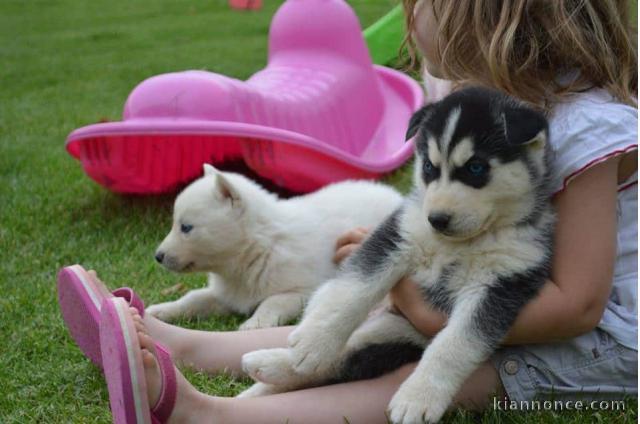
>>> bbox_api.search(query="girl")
[62,0,637,422]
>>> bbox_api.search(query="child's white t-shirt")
[423,73,638,350]
[549,88,637,350]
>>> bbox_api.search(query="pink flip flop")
[57,265,146,367]
[100,297,177,424]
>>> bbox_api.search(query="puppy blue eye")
[181,224,193,234]
[424,160,435,174]
[467,161,488,176]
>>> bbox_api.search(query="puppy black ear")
[406,104,434,141]
[501,107,548,148]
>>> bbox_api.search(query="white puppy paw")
[238,315,280,331]
[146,302,182,322]
[387,377,450,424]
[287,325,342,376]
[241,348,303,386]
[236,382,287,398]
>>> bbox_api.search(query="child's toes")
[129,307,143,321]
[138,331,156,352]
[132,312,144,325]
[134,320,146,333]
[141,348,156,368]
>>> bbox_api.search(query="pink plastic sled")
[66,0,424,193]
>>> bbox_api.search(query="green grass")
[0,1,636,423]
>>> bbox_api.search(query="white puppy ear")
[203,163,219,176]
[215,173,241,206]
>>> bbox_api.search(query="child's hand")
[390,278,448,337]
[333,227,369,264]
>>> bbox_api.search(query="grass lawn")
[0,0,636,422]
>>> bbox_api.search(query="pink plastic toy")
[66,0,424,194]
[229,0,262,10]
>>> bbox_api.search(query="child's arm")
[388,158,620,344]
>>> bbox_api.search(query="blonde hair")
[402,0,637,111]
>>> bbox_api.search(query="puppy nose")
[155,252,165,264]
[428,213,451,231]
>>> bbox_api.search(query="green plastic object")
[363,5,405,65]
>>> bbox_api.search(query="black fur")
[473,261,551,348]
[407,87,549,190]
[501,107,548,146]
[421,157,441,184]
[331,342,424,383]
[450,159,491,188]
[519,148,555,227]
[420,263,458,315]
[406,104,435,141]
[347,208,404,274]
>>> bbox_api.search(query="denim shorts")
[491,328,638,402]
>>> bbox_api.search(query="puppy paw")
[238,315,280,331]
[236,382,287,398]
[241,348,303,386]
[387,377,450,424]
[287,325,341,376]
[146,302,182,322]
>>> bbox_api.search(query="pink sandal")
[100,297,177,424]
[57,265,146,367]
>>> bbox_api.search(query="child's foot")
[129,307,216,423]
[87,270,187,361]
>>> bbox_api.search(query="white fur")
[448,138,474,167]
[147,164,403,329]
[236,382,288,398]
[387,293,490,423]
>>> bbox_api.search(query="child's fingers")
[335,227,370,249]
[333,244,359,264]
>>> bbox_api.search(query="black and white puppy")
[241,87,555,423]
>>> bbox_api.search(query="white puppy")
[148,164,402,330]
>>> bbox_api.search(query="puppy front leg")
[388,297,494,424]
[288,210,410,376]
[146,287,230,322]
[242,309,426,391]
[239,293,306,330]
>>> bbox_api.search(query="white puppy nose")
[155,252,165,264]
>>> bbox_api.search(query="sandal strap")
[150,343,177,423]
[112,287,146,317]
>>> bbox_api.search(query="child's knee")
[453,362,503,411]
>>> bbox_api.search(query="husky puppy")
[149,164,402,330]
[240,87,555,422]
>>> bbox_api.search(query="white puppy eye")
[181,224,193,234]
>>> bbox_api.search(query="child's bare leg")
[223,363,501,424]
[132,307,503,424]
[142,314,293,376]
